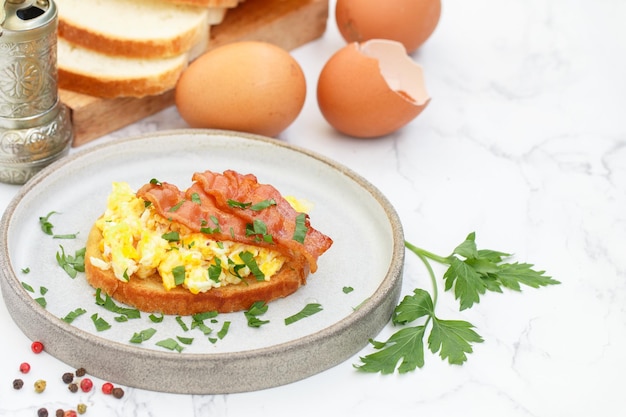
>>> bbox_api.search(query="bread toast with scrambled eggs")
[84,170,332,315]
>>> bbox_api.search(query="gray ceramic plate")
[0,129,404,394]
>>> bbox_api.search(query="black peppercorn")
[112,387,125,398]
[75,367,87,377]
[55,410,64,417]
[12,378,24,389]
[37,408,49,417]
[62,372,74,384]
[68,382,78,393]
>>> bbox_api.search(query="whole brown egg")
[175,41,306,137]
[335,0,442,53]
[317,40,430,138]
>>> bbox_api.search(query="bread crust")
[58,62,185,99]
[165,0,240,7]
[58,19,203,60]
[84,225,309,315]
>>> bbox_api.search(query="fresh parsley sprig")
[355,232,560,374]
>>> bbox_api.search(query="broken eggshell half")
[316,39,430,138]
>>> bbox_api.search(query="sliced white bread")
[56,0,226,59]
[165,0,242,6]
[57,38,188,99]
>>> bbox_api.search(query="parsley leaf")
[356,326,427,374]
[39,211,57,235]
[95,289,141,319]
[292,213,307,243]
[428,318,483,365]
[56,246,85,278]
[355,232,560,374]
[130,328,157,344]
[62,308,87,324]
[90,313,111,332]
[156,338,184,352]
[245,301,269,327]
[284,303,323,325]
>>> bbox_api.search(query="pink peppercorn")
[31,341,44,354]
[63,411,77,417]
[101,382,114,394]
[19,362,31,373]
[79,378,93,392]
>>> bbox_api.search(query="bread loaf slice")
[165,0,241,7]
[56,0,226,59]
[57,38,188,98]
[84,225,309,315]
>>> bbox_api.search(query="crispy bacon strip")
[136,170,333,273]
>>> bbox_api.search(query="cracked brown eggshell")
[316,40,430,138]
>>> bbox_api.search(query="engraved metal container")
[0,0,72,185]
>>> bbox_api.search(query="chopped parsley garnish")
[56,246,85,278]
[168,199,185,212]
[161,231,180,242]
[39,211,57,235]
[284,303,323,325]
[130,328,157,344]
[39,211,79,238]
[217,321,231,340]
[21,267,30,274]
[156,338,184,352]
[53,232,79,239]
[177,336,194,345]
[343,286,354,294]
[95,289,141,319]
[292,213,307,243]
[175,316,189,332]
[62,308,87,324]
[227,199,251,209]
[34,297,47,308]
[245,301,269,328]
[90,313,111,332]
[238,251,265,281]
[191,192,202,205]
[250,199,277,211]
[245,219,273,243]
[200,216,221,234]
[190,311,218,335]
[208,259,222,283]
[149,313,164,323]
[21,282,34,292]
[149,178,162,185]
[172,265,186,286]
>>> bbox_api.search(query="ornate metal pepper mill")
[0,0,73,185]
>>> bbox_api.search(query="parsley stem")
[404,241,450,265]
[405,241,439,306]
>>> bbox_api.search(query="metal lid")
[1,0,56,36]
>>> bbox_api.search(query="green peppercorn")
[37,408,49,417]
[34,379,47,393]
[12,378,24,390]
[68,382,78,393]
[112,387,125,398]
[75,367,87,377]
[77,403,87,414]
[62,372,74,384]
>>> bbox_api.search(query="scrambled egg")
[90,182,291,294]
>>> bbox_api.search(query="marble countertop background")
[1,0,625,415]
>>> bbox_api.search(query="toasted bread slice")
[85,225,309,315]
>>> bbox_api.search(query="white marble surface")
[1,0,625,415]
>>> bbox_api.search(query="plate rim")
[0,129,404,394]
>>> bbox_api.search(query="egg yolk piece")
[92,182,290,294]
